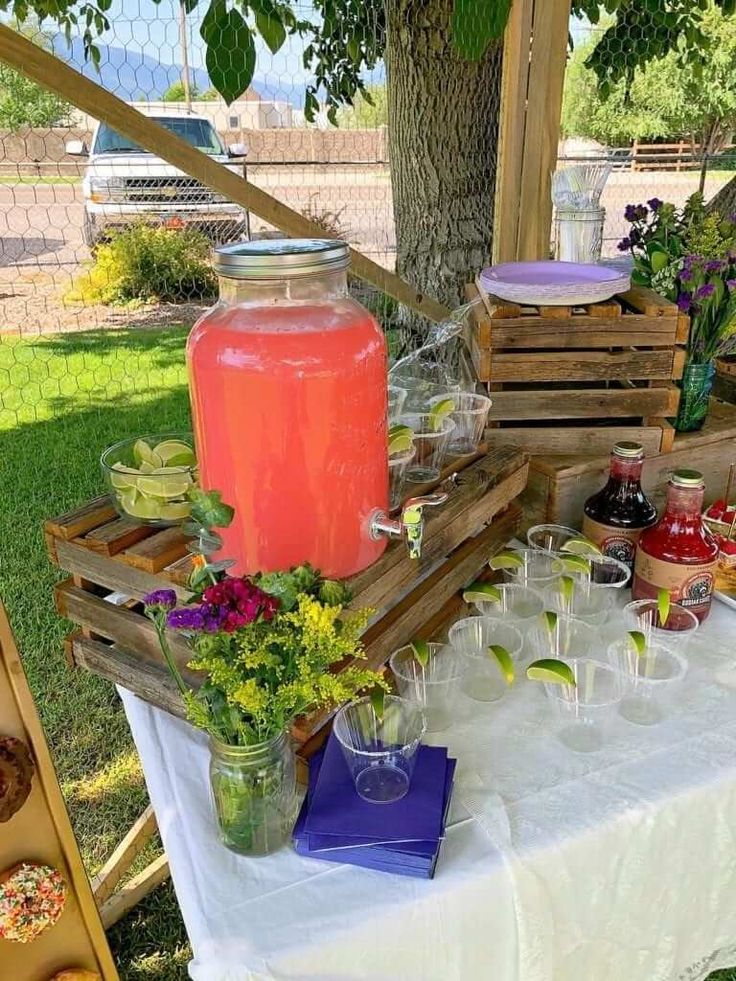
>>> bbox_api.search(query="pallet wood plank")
[45,495,118,541]
[99,854,170,930]
[92,806,159,905]
[473,277,522,319]
[119,527,190,573]
[84,517,155,556]
[538,305,571,319]
[491,426,663,455]
[585,299,621,317]
[484,323,679,350]
[485,385,680,420]
[492,349,676,383]
[619,286,678,317]
[54,538,192,601]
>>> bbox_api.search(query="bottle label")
[632,551,717,618]
[582,515,644,569]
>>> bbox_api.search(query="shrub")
[67,224,217,305]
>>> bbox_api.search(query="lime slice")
[157,501,192,521]
[542,610,558,634]
[410,639,430,668]
[489,550,524,571]
[487,644,514,684]
[389,424,413,440]
[138,461,156,474]
[657,588,671,628]
[558,575,576,605]
[628,630,648,657]
[133,439,163,469]
[554,554,592,576]
[429,398,455,432]
[462,581,502,605]
[137,473,193,499]
[153,440,196,467]
[526,659,576,687]
[120,492,162,520]
[560,537,602,556]
[110,461,139,490]
[388,431,414,456]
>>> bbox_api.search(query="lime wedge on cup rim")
[558,575,576,605]
[542,610,558,634]
[560,538,602,556]
[429,397,455,432]
[657,588,671,628]
[462,581,502,605]
[526,659,576,687]
[410,639,430,668]
[553,554,592,576]
[487,644,514,684]
[628,630,648,657]
[489,550,524,571]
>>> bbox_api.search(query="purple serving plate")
[479,260,630,306]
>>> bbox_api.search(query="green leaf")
[253,1,286,55]
[451,0,512,60]
[650,250,669,274]
[204,6,256,104]
[187,489,235,530]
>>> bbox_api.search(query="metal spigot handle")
[401,491,449,559]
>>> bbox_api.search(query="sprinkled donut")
[0,862,66,943]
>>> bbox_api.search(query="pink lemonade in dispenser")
[187,240,388,578]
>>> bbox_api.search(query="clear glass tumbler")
[606,638,688,726]
[401,413,456,482]
[544,577,614,627]
[527,523,587,552]
[502,549,561,589]
[389,643,465,732]
[332,695,425,803]
[388,446,416,511]
[543,657,622,752]
[447,616,524,702]
[470,583,545,624]
[622,598,700,652]
[529,611,597,661]
[433,392,492,455]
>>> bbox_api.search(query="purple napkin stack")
[293,731,456,878]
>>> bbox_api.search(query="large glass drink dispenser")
[187,239,389,578]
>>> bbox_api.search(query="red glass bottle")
[582,441,657,570]
[632,469,719,622]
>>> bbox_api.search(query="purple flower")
[167,606,207,631]
[617,237,631,252]
[695,283,716,300]
[705,259,725,274]
[647,197,663,212]
[727,279,736,292]
[143,589,177,610]
[676,294,692,312]
[624,204,638,222]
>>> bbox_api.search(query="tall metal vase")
[674,361,716,433]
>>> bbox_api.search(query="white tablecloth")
[120,598,736,981]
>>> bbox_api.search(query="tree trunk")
[385,0,502,348]
[706,174,736,218]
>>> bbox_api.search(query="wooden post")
[494,0,572,262]
[0,23,451,324]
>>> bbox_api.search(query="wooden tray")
[464,280,686,455]
[45,445,529,778]
[0,604,118,980]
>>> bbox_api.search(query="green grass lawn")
[1,324,735,981]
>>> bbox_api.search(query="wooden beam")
[98,854,170,929]
[92,805,159,905]
[0,23,451,324]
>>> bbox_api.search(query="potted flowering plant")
[619,195,736,431]
[144,494,384,855]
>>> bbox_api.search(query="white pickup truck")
[67,112,248,248]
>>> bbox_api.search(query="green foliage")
[0,61,70,128]
[162,80,219,102]
[66,224,217,306]
[563,5,736,148]
[336,84,387,128]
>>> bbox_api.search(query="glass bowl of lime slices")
[101,432,197,526]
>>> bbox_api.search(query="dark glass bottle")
[633,469,719,623]
[582,441,657,570]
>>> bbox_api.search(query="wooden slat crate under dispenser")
[464,279,688,455]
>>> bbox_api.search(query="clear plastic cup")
[388,446,416,511]
[543,657,622,752]
[501,549,561,589]
[606,638,687,726]
[391,374,461,412]
[469,583,545,624]
[586,555,631,588]
[527,523,586,552]
[544,577,613,627]
[332,695,425,804]
[447,616,524,702]
[432,392,492,455]
[389,643,465,732]
[401,413,456,482]
[529,611,597,661]
[388,385,407,425]
[622,599,700,652]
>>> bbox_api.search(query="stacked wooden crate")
[464,279,687,454]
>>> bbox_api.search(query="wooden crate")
[45,445,529,779]
[464,280,687,454]
[519,399,736,533]
[715,357,736,405]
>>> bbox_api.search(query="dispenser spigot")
[369,492,448,559]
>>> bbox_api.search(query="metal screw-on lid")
[612,441,644,458]
[669,468,705,488]
[213,239,350,279]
